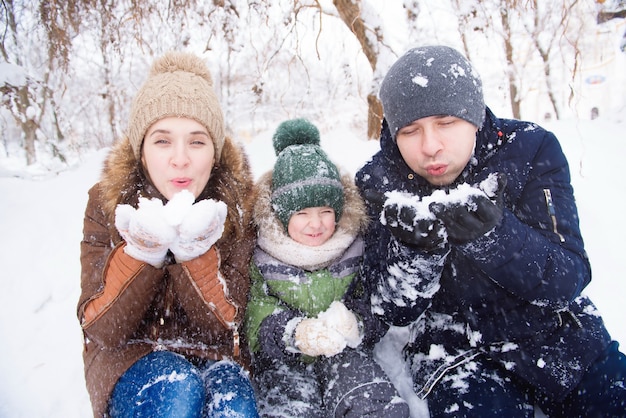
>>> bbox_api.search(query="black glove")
[429,173,507,244]
[383,200,446,250]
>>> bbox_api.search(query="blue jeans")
[108,351,259,418]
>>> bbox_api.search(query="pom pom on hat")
[379,45,485,139]
[127,51,225,160]
[270,119,344,229]
[150,52,214,83]
[272,118,320,155]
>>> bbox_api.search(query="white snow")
[0,117,625,417]
[0,62,28,87]
[317,301,363,349]
[412,75,429,87]
[163,190,197,226]
[294,316,347,358]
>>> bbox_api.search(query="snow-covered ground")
[0,117,624,417]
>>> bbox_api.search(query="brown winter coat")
[77,135,256,417]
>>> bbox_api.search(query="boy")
[245,118,409,418]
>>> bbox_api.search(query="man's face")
[396,115,477,186]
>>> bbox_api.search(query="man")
[356,45,626,417]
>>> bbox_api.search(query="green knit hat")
[271,118,344,229]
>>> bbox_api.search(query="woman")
[77,51,258,417]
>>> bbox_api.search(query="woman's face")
[141,117,215,200]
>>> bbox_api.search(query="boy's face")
[287,206,336,247]
[396,115,477,186]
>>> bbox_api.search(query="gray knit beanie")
[270,118,344,229]
[127,51,225,161]
[379,45,485,138]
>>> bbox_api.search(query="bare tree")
[461,0,590,120]
[1,0,226,164]
[1,0,94,164]
[465,0,537,119]
[521,0,582,120]
[1,0,613,169]
[1,1,45,164]
[332,0,384,139]
[499,1,522,119]
[452,0,484,59]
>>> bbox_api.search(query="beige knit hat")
[127,51,225,161]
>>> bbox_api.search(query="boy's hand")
[318,301,362,348]
[294,318,346,357]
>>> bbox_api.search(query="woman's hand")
[115,197,177,268]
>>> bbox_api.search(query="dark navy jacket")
[356,108,611,400]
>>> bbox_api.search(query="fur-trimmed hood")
[97,135,254,245]
[252,170,368,271]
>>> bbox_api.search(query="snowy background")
[0,115,625,417]
[2,0,626,416]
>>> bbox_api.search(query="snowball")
[295,318,346,357]
[162,190,195,226]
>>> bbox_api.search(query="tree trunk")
[367,93,383,138]
[23,119,38,166]
[333,0,382,139]
[500,6,521,119]
[535,46,561,120]
[16,85,38,165]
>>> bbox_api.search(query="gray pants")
[253,348,409,418]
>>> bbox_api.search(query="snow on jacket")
[244,171,382,367]
[77,136,256,417]
[355,108,612,400]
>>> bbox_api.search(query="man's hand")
[382,193,446,250]
[429,173,506,244]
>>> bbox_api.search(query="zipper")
[181,263,240,358]
[232,326,240,358]
[543,189,565,242]
[556,307,583,328]
[416,349,482,399]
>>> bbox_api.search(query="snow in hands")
[115,190,228,265]
[381,173,502,237]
